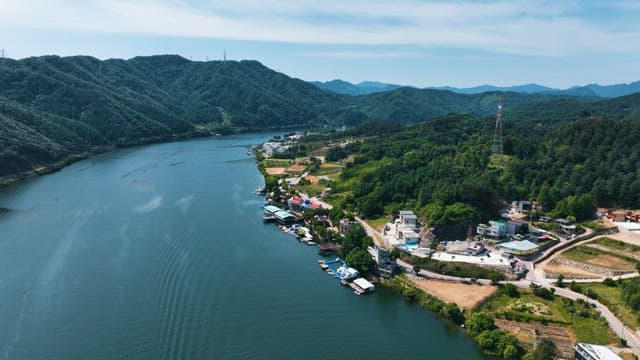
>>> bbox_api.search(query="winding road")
[354,215,640,356]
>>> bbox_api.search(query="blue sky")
[1,0,639,88]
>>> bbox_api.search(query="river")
[0,133,484,359]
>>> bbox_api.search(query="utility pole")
[491,95,504,161]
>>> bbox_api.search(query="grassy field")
[560,245,637,270]
[299,183,326,197]
[580,281,640,330]
[480,291,618,345]
[367,216,390,231]
[593,237,640,260]
[262,159,291,167]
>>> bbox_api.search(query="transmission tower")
[491,95,504,160]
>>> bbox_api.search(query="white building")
[398,210,418,227]
[575,343,622,360]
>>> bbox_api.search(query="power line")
[491,95,504,161]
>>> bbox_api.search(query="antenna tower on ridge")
[1,49,5,58]
[491,95,504,160]
[223,49,226,62]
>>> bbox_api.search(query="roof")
[353,278,375,290]
[498,240,539,251]
[289,196,302,204]
[400,229,419,237]
[275,210,296,219]
[575,343,622,360]
[402,214,418,220]
[399,210,415,215]
[264,205,281,214]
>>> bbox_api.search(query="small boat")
[320,264,329,270]
[317,259,324,264]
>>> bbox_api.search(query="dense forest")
[1,54,640,184]
[321,110,640,226]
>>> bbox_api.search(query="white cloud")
[0,0,638,57]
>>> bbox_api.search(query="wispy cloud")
[300,50,427,59]
[1,0,639,57]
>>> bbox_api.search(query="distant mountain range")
[312,79,640,98]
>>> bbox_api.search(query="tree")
[341,224,369,256]
[490,271,501,286]
[465,312,495,337]
[502,344,519,359]
[527,339,559,360]
[346,248,374,276]
[501,283,520,298]
[413,265,421,275]
[442,302,465,325]
[556,274,565,288]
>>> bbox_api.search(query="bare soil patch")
[286,164,305,173]
[495,319,575,359]
[543,261,601,279]
[265,167,286,175]
[407,278,496,310]
[586,253,637,270]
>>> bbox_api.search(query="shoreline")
[0,125,310,191]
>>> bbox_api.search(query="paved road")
[552,286,640,355]
[354,215,640,356]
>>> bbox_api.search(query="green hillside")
[1,54,639,181]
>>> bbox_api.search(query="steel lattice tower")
[491,95,504,159]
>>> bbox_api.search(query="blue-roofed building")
[497,240,539,256]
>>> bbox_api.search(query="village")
[254,132,640,360]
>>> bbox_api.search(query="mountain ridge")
[1,54,639,182]
[311,78,640,98]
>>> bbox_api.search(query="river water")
[0,134,484,359]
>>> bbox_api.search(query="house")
[288,196,321,212]
[397,228,420,244]
[477,220,508,238]
[372,245,396,278]
[611,211,626,222]
[575,343,622,360]
[262,142,292,157]
[506,220,527,235]
[511,200,531,213]
[465,242,486,256]
[398,210,418,227]
[339,219,357,234]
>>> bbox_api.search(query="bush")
[602,277,617,287]
[501,283,520,298]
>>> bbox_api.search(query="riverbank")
[1,125,316,190]
[252,133,640,358]
[0,133,487,359]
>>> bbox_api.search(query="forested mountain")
[311,79,402,95]
[1,54,638,181]
[325,113,640,229]
[0,55,344,177]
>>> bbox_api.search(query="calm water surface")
[0,134,484,359]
